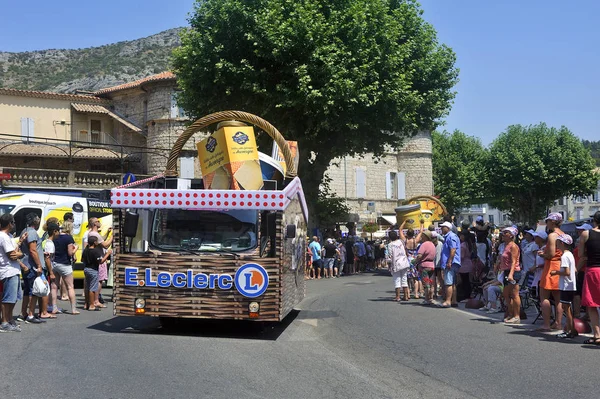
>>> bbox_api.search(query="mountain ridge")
[0,28,183,93]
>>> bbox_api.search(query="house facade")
[0,88,146,189]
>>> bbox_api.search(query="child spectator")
[551,234,577,339]
[82,235,111,311]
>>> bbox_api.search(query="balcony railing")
[1,167,152,189]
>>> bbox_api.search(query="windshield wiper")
[216,247,241,259]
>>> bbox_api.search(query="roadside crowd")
[308,211,600,345]
[0,212,113,333]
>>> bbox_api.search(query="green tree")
[314,176,351,229]
[582,139,600,167]
[172,0,458,225]
[432,130,488,215]
[487,123,598,225]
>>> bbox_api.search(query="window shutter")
[180,157,194,178]
[385,172,392,199]
[21,117,34,140]
[170,93,179,118]
[397,172,406,200]
[355,168,366,198]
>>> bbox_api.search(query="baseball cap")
[576,223,593,231]
[525,229,536,236]
[440,221,453,229]
[431,231,438,238]
[545,212,563,222]
[533,231,548,240]
[556,234,573,245]
[327,238,334,244]
[476,216,484,223]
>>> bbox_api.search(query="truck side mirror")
[285,224,296,239]
[123,211,139,238]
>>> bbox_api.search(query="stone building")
[94,72,193,177]
[325,131,433,227]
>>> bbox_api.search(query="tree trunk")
[297,152,331,232]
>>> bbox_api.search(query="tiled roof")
[71,103,142,133]
[95,71,176,95]
[0,88,109,104]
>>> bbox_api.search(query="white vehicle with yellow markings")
[0,192,112,279]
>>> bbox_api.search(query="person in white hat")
[550,234,577,338]
[438,221,461,308]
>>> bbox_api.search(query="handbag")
[32,274,50,297]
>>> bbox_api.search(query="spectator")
[305,240,314,280]
[353,238,367,273]
[43,222,61,315]
[322,238,339,278]
[478,270,503,313]
[538,213,565,332]
[432,231,444,300]
[578,211,600,345]
[345,237,355,275]
[521,229,539,285]
[573,223,592,318]
[498,226,521,324]
[18,213,52,324]
[50,221,79,315]
[335,241,346,277]
[551,234,577,339]
[458,231,474,302]
[439,221,461,308]
[401,223,420,299]
[87,217,113,307]
[82,236,111,311]
[0,214,28,332]
[308,236,323,279]
[531,231,548,298]
[387,230,410,302]
[413,230,436,305]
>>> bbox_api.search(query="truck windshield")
[151,209,258,252]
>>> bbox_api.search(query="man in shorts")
[19,213,53,324]
[0,214,28,332]
[439,221,461,308]
[308,236,323,279]
[322,238,340,278]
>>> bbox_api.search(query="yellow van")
[0,192,112,279]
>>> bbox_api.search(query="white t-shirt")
[559,250,576,291]
[0,231,20,279]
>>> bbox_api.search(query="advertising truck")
[110,111,307,323]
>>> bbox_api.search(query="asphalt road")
[2,274,599,399]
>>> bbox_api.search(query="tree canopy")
[487,124,598,225]
[432,130,488,215]
[172,0,458,225]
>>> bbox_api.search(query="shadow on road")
[86,310,300,341]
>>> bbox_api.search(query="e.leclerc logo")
[123,263,269,298]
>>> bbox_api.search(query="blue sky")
[1,0,598,145]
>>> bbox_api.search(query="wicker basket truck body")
[110,176,307,322]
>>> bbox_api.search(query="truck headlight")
[135,298,146,309]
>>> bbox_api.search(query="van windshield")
[0,205,15,216]
[150,209,258,252]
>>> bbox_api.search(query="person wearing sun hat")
[537,212,565,331]
[550,233,577,338]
